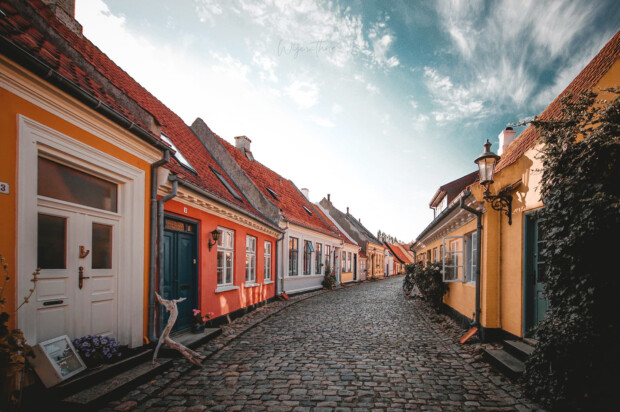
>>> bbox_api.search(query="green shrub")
[411,261,448,311]
[322,262,336,290]
[523,90,620,411]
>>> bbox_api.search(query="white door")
[34,155,120,344]
[36,202,119,343]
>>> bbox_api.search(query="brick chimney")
[234,136,254,160]
[42,0,83,36]
[346,207,349,214]
[498,127,516,156]
[301,188,309,200]
[327,194,331,202]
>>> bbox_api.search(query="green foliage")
[402,264,416,294]
[523,90,620,411]
[322,262,337,290]
[411,261,448,311]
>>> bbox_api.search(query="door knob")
[79,246,90,259]
[79,266,90,289]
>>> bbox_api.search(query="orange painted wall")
[163,199,277,321]
[0,87,154,335]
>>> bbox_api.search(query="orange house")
[0,0,281,347]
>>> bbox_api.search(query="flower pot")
[191,324,205,334]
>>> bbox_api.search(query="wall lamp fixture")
[208,229,221,251]
[474,139,513,225]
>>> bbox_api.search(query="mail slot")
[43,300,64,306]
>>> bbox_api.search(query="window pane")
[226,252,233,283]
[217,252,224,284]
[38,157,117,212]
[38,214,66,269]
[92,223,113,269]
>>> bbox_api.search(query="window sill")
[215,285,240,293]
[245,282,260,288]
[263,280,274,285]
[286,274,323,280]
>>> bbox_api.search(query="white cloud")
[194,0,223,25]
[433,0,608,115]
[368,21,400,68]
[310,115,334,128]
[331,103,343,114]
[423,67,484,122]
[252,51,278,83]
[285,80,319,108]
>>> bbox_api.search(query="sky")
[74,0,619,242]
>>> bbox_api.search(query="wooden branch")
[152,293,206,367]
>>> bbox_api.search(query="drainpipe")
[153,175,178,339]
[459,190,482,328]
[147,150,170,343]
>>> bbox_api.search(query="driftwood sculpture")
[153,293,206,367]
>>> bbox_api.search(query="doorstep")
[483,338,536,381]
[160,327,221,357]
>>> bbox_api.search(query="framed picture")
[30,335,87,388]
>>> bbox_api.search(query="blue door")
[524,213,549,336]
[162,217,198,332]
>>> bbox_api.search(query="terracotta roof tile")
[219,137,340,237]
[0,0,266,220]
[314,205,357,246]
[385,243,411,264]
[496,30,620,172]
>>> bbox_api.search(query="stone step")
[504,339,535,362]
[483,348,525,381]
[60,358,173,409]
[160,327,221,357]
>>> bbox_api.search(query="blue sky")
[75,0,619,242]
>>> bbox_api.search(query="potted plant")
[191,309,214,333]
[72,335,122,368]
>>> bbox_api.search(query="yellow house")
[413,30,620,341]
[1,0,169,348]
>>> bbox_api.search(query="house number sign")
[0,182,8,195]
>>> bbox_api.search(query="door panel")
[175,233,196,329]
[524,214,549,336]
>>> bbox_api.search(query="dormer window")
[303,205,313,215]
[210,166,243,202]
[161,133,196,173]
[266,187,280,201]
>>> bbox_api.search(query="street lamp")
[474,139,513,225]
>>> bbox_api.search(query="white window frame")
[348,252,352,271]
[245,235,257,285]
[464,232,477,283]
[315,243,323,274]
[442,236,464,282]
[303,240,314,275]
[264,241,272,281]
[217,227,234,286]
[288,237,299,277]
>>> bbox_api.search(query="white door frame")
[17,115,146,347]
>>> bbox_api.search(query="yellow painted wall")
[0,81,155,338]
[341,271,353,283]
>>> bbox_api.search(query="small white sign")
[0,182,8,195]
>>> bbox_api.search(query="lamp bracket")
[482,187,513,225]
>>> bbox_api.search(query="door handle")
[79,266,90,289]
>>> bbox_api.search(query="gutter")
[155,177,178,337]
[0,36,170,152]
[147,151,170,342]
[459,190,482,328]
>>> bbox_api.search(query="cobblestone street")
[105,277,541,411]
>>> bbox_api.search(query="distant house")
[315,204,361,284]
[319,197,386,279]
[384,243,413,274]
[412,30,620,341]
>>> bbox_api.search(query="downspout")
[459,190,482,328]
[154,175,178,339]
[147,151,170,343]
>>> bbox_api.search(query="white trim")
[17,116,146,347]
[0,56,161,163]
[244,282,260,288]
[263,280,274,285]
[215,285,240,293]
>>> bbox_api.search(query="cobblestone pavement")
[104,277,543,411]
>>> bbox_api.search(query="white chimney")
[498,127,516,155]
[301,188,309,200]
[42,0,83,36]
[234,135,252,152]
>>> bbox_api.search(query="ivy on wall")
[523,89,620,411]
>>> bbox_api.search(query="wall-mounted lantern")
[474,139,513,225]
[208,229,221,251]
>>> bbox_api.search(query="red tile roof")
[219,138,340,237]
[496,29,620,173]
[1,0,265,220]
[429,171,478,207]
[385,243,413,264]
